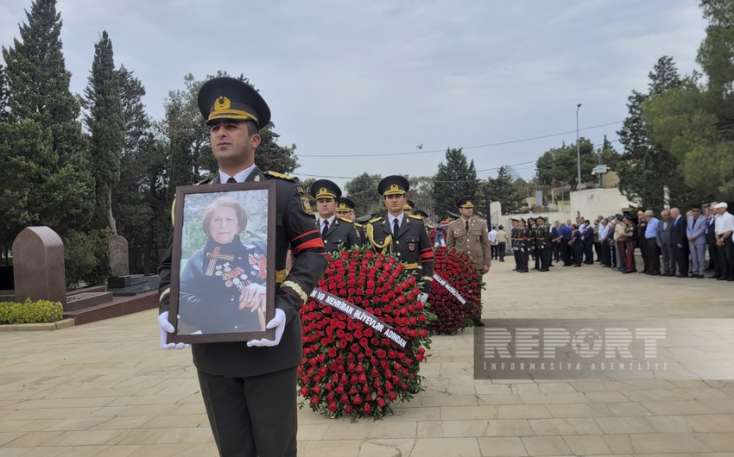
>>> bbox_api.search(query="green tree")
[1,0,95,273]
[432,148,479,217]
[345,173,383,216]
[408,176,434,215]
[616,56,693,209]
[698,0,734,135]
[483,166,522,214]
[0,64,8,122]
[113,66,170,273]
[84,31,124,232]
[534,138,597,189]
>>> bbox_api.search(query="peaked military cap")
[336,196,355,212]
[378,175,409,196]
[197,77,271,129]
[456,197,475,209]
[413,208,429,218]
[403,199,415,211]
[310,179,341,200]
[447,211,460,219]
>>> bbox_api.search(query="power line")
[298,120,623,158]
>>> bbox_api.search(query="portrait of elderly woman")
[178,196,268,335]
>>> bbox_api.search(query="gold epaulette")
[337,216,353,224]
[369,216,383,224]
[408,214,424,221]
[264,170,297,182]
[354,223,363,228]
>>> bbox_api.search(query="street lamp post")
[576,103,582,189]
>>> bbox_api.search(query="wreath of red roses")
[298,248,432,419]
[428,247,483,334]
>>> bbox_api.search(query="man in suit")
[657,209,675,276]
[714,202,734,281]
[644,210,661,275]
[704,204,720,277]
[687,207,707,278]
[670,207,689,277]
[365,176,434,294]
[310,180,358,252]
[157,77,327,457]
[582,219,594,264]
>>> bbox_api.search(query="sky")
[0,0,707,187]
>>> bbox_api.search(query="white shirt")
[598,223,608,240]
[488,229,497,243]
[317,215,336,233]
[714,211,734,235]
[387,212,405,235]
[219,163,256,184]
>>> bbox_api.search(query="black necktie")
[465,220,469,232]
[322,220,329,239]
[393,218,400,237]
[226,177,237,184]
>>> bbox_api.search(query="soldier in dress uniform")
[403,199,415,216]
[527,218,540,271]
[336,196,364,246]
[446,197,491,275]
[310,179,358,252]
[157,77,327,457]
[365,176,434,295]
[535,216,551,272]
[517,219,530,272]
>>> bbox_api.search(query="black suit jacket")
[671,216,688,247]
[158,167,327,377]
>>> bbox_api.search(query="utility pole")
[576,103,582,189]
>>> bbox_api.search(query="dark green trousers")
[197,367,297,457]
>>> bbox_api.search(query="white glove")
[246,308,286,348]
[158,311,189,349]
[417,292,429,304]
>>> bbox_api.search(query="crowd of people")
[499,202,734,280]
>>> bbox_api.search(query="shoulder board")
[264,170,297,182]
[354,223,363,228]
[337,216,353,224]
[369,216,383,224]
[408,214,424,221]
[195,175,215,186]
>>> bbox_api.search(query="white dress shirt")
[387,212,405,235]
[317,215,336,233]
[714,211,734,236]
[219,163,256,184]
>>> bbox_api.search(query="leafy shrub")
[0,299,64,324]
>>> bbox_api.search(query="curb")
[0,318,75,332]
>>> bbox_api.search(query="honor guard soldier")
[536,217,551,271]
[365,176,434,294]
[310,180,358,252]
[157,77,327,457]
[336,196,364,245]
[517,219,530,272]
[446,197,491,275]
[510,218,520,271]
[403,199,415,216]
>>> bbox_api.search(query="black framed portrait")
[167,181,277,343]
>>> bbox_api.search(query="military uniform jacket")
[534,225,552,248]
[365,214,434,292]
[446,216,491,271]
[318,216,358,252]
[158,167,327,378]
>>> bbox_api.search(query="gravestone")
[108,234,129,277]
[11,226,66,305]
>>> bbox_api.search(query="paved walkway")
[0,261,733,457]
